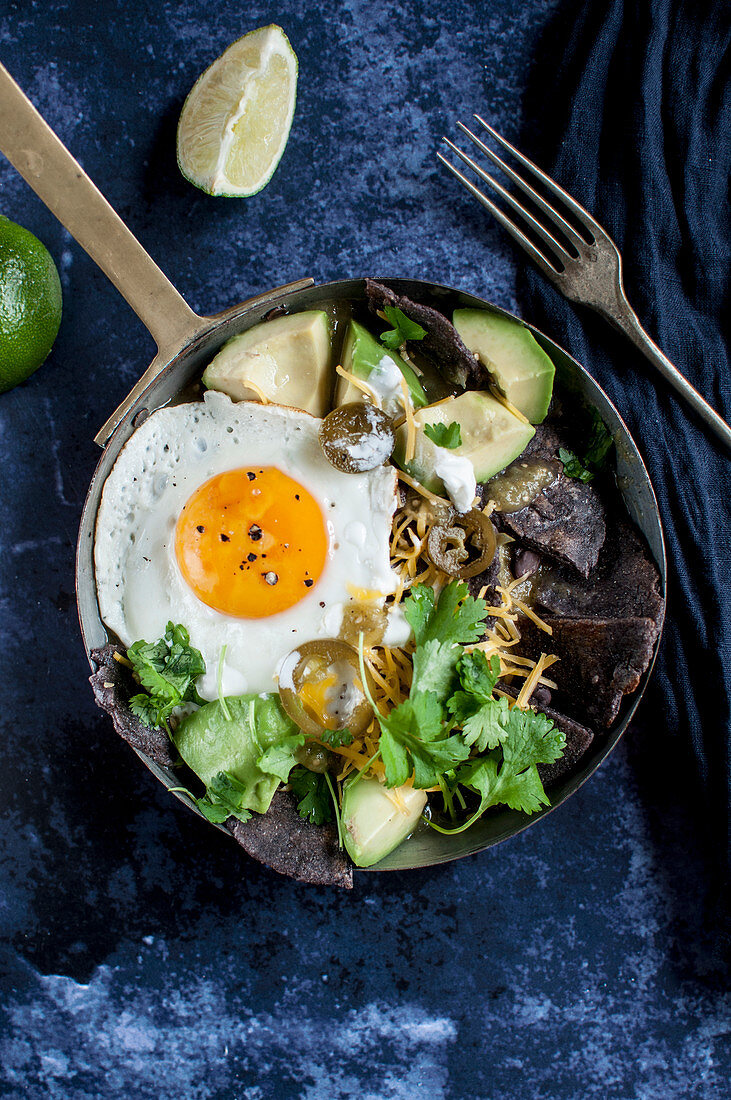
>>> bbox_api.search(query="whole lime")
[0,215,62,394]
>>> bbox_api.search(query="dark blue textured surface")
[0,2,728,1097]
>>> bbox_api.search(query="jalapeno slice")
[278,639,374,737]
[294,742,335,774]
[426,509,497,579]
[319,402,395,473]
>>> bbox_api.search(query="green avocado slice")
[334,320,427,413]
[341,777,427,867]
[453,309,555,424]
[174,694,300,815]
[394,390,535,492]
[202,310,333,416]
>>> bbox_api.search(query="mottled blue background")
[0,1,728,1097]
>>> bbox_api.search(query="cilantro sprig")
[289,766,334,825]
[559,408,613,483]
[357,581,565,832]
[447,651,505,752]
[363,581,486,790]
[423,421,462,449]
[195,771,253,825]
[379,305,427,350]
[127,622,205,730]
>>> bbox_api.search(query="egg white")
[94,391,399,699]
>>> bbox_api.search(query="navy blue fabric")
[520,0,731,892]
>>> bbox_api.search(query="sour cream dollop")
[433,448,477,514]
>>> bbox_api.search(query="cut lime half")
[177,25,298,197]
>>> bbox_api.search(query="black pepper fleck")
[196,525,205,533]
[220,533,230,542]
[247,471,256,481]
[247,553,257,562]
[263,571,278,586]
[249,525,263,541]
[304,579,314,588]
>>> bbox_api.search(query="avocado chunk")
[174,694,300,815]
[394,390,535,493]
[334,320,427,415]
[202,310,333,417]
[453,309,555,424]
[342,777,427,867]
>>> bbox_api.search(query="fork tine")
[473,116,606,243]
[436,152,563,283]
[458,121,588,254]
[443,135,573,266]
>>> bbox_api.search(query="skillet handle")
[0,61,203,358]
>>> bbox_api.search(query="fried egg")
[94,391,398,699]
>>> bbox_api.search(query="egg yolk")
[175,467,328,618]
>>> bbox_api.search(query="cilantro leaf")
[129,692,162,729]
[288,767,333,825]
[379,693,470,788]
[447,652,505,751]
[456,650,501,701]
[405,584,489,704]
[584,407,614,470]
[196,771,253,825]
[402,584,436,645]
[423,421,462,449]
[257,733,306,783]
[460,694,511,753]
[318,728,354,748]
[459,754,548,815]
[127,622,206,728]
[558,446,594,483]
[499,705,566,771]
[458,707,566,815]
[559,410,613,483]
[404,581,488,650]
[410,638,459,701]
[379,305,427,349]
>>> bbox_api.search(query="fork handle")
[599,299,731,451]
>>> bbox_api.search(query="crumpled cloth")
[518,0,730,882]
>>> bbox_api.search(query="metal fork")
[439,117,731,451]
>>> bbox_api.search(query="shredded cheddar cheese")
[488,383,532,426]
[335,363,380,405]
[399,374,417,464]
[516,653,550,709]
[241,378,270,404]
[510,595,553,635]
[396,469,448,508]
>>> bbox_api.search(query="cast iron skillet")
[0,63,665,873]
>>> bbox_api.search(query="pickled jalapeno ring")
[319,402,395,473]
[426,509,497,579]
[278,639,374,738]
[294,741,335,774]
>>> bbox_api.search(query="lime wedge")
[177,25,298,197]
